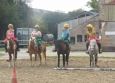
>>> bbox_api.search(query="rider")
[86,24,102,54]
[26,25,42,53]
[4,24,20,52]
[53,23,70,52]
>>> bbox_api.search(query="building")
[58,11,100,51]
[99,0,115,51]
[57,0,115,51]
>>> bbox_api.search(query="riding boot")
[86,41,89,54]
[97,41,102,54]
[38,42,42,53]
[39,46,42,53]
[5,43,7,53]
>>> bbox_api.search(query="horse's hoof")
[57,67,60,69]
[95,65,99,68]
[89,66,92,68]
[6,60,10,62]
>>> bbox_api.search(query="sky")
[30,0,91,13]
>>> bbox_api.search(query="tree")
[86,0,99,12]
[0,0,35,39]
[68,8,84,18]
[39,12,68,39]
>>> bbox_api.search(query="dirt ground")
[0,58,115,83]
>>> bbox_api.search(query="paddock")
[0,58,115,83]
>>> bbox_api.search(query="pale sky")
[30,0,91,13]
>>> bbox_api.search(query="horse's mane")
[90,39,97,45]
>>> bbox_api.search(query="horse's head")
[30,37,38,48]
[89,39,97,51]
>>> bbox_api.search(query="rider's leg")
[14,40,20,51]
[5,42,7,53]
[38,42,42,53]
[97,41,102,54]
[86,41,89,54]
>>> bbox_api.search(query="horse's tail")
[41,41,46,64]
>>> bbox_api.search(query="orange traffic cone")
[11,67,18,83]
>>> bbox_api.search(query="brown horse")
[54,39,70,67]
[28,37,46,66]
[6,37,17,67]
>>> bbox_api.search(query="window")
[70,37,75,44]
[77,35,82,42]
[84,35,87,42]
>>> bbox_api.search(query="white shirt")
[31,30,42,37]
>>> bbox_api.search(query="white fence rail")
[0,40,28,46]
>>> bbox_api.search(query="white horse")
[88,39,99,67]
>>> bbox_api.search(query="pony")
[54,39,70,67]
[28,37,46,66]
[88,39,99,67]
[6,37,17,67]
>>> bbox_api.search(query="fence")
[0,40,28,46]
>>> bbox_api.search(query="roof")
[106,0,115,5]
[68,11,98,20]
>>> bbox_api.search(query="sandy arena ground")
[0,58,115,83]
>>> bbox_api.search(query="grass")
[0,53,5,57]
[0,48,4,52]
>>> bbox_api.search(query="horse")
[28,37,46,66]
[6,37,17,67]
[54,39,70,67]
[88,39,99,67]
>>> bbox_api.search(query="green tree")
[86,0,99,12]
[40,11,68,39]
[0,0,34,39]
[68,8,84,18]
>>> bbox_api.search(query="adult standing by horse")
[54,23,70,67]
[86,24,102,54]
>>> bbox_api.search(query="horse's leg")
[35,54,37,66]
[57,54,60,67]
[15,51,17,66]
[38,53,42,65]
[95,54,98,67]
[8,53,12,67]
[29,53,32,67]
[63,54,65,67]
[92,55,94,67]
[89,55,92,68]
[66,53,68,66]
[43,51,47,65]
